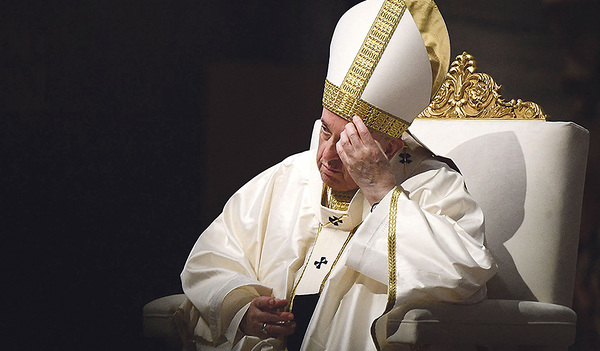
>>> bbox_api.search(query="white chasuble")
[179,135,497,351]
[292,187,365,297]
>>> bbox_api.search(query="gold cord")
[288,221,362,311]
[318,224,361,294]
[288,223,323,312]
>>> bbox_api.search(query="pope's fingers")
[353,116,390,157]
[251,299,294,321]
[252,296,273,311]
[343,120,362,145]
[337,130,355,157]
[253,297,288,311]
[261,320,297,338]
[336,134,352,164]
[256,310,295,325]
[352,115,377,145]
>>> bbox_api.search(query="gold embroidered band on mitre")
[323,80,411,139]
[322,0,411,139]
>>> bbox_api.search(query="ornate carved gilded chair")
[143,53,589,350]
[381,52,589,350]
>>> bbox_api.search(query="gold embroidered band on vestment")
[386,186,402,312]
[322,0,410,139]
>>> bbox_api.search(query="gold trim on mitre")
[323,0,451,139]
[323,80,411,139]
[338,0,407,99]
[405,0,451,98]
[322,0,410,139]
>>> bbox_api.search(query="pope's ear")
[384,138,404,160]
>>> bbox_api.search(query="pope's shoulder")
[237,149,316,189]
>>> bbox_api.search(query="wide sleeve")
[346,163,497,305]
[180,164,280,346]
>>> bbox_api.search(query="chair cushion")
[143,294,187,339]
[386,300,577,346]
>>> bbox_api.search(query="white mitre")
[322,0,450,138]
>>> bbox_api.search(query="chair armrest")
[385,300,576,347]
[143,294,187,340]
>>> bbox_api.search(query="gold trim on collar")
[322,185,358,211]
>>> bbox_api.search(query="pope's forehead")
[321,108,348,126]
[320,107,395,142]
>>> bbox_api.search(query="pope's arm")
[347,160,497,305]
[339,116,496,303]
[180,164,280,345]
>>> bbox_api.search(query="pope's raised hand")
[336,116,398,205]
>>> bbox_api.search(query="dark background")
[2,0,599,350]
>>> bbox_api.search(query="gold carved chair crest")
[418,52,547,120]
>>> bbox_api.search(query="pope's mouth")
[321,163,342,175]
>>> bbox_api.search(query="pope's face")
[316,108,359,191]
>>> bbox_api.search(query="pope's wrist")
[363,184,395,206]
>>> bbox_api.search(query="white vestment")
[179,133,497,351]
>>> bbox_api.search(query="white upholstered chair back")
[409,119,588,307]
[406,52,589,309]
